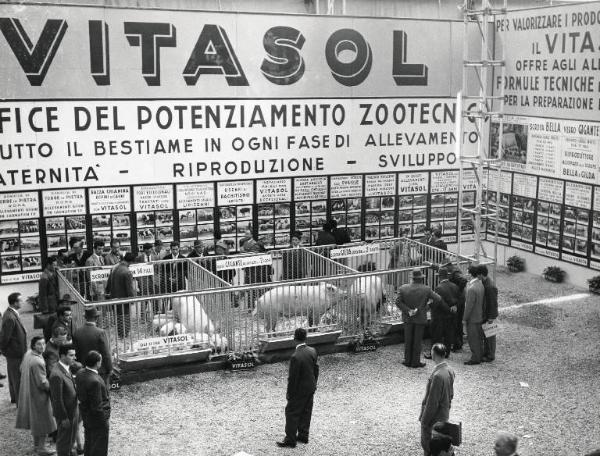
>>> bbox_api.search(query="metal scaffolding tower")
[457,0,507,267]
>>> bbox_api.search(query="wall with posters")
[485,1,600,278]
[0,2,483,285]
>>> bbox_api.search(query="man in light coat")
[49,344,79,456]
[419,343,455,456]
[463,265,485,365]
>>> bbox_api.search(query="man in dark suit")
[277,328,319,448]
[39,255,60,314]
[281,231,307,280]
[49,343,79,456]
[0,292,27,404]
[419,343,455,456]
[76,350,111,456]
[396,269,442,368]
[105,252,136,338]
[162,242,186,292]
[463,265,485,365]
[73,307,113,387]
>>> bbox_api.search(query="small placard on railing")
[129,263,154,277]
[226,353,257,371]
[216,254,272,271]
[90,268,111,282]
[330,244,380,259]
[132,333,207,352]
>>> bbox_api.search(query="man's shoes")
[0,372,6,379]
[0,383,3,387]
[482,357,495,363]
[464,360,480,365]
[413,362,427,368]
[35,448,56,456]
[401,361,410,367]
[276,440,296,448]
[297,436,309,444]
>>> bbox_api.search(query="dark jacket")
[332,227,351,245]
[49,363,78,422]
[162,255,186,292]
[433,280,461,321]
[106,262,135,299]
[287,344,319,400]
[39,268,60,314]
[0,307,27,359]
[76,368,110,427]
[481,276,499,321]
[281,249,307,280]
[396,282,442,325]
[72,323,113,377]
[315,231,336,246]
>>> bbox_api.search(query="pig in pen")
[252,281,347,336]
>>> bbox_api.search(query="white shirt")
[8,306,19,316]
[85,367,99,375]
[59,360,71,375]
[295,342,306,350]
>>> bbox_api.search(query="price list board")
[397,172,429,238]
[534,177,564,259]
[176,183,216,255]
[330,175,363,241]
[43,189,87,254]
[0,192,42,277]
[256,179,292,248]
[293,177,328,245]
[133,185,174,252]
[89,187,132,253]
[561,182,592,266]
[364,174,396,240]
[217,181,254,252]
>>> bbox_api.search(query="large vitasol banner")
[0,4,468,190]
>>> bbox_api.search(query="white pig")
[159,322,187,336]
[253,282,344,332]
[171,295,216,334]
[348,275,386,325]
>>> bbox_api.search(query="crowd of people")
[1,292,112,456]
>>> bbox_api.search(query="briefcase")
[433,421,462,446]
[33,312,52,330]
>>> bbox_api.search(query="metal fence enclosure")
[56,238,473,370]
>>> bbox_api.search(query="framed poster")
[397,172,429,238]
[294,176,328,245]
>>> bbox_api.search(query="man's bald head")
[494,431,518,456]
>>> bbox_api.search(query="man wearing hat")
[72,306,113,386]
[187,239,209,259]
[277,327,319,448]
[396,268,443,368]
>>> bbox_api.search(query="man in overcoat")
[0,292,27,405]
[277,328,319,448]
[72,307,113,387]
[396,269,442,368]
[105,252,136,338]
[463,265,485,365]
[419,343,455,456]
[49,344,79,456]
[39,256,60,314]
[479,265,499,362]
[429,268,459,358]
[76,351,111,456]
